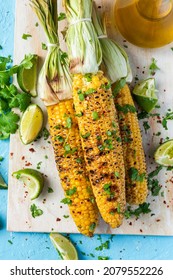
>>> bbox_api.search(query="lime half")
[17,54,38,97]
[154,140,173,166]
[50,233,78,260]
[19,104,43,145]
[133,78,158,113]
[12,168,44,200]
[0,174,8,189]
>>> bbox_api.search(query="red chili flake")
[25,162,32,166]
[29,148,36,153]
[140,229,143,233]
[163,200,167,204]
[21,156,25,160]
[56,218,61,222]
[10,153,14,157]
[156,219,161,222]
[142,71,145,74]
[129,222,132,226]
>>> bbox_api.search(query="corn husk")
[92,3,132,84]
[30,0,72,106]
[63,0,102,74]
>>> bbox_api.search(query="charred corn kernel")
[72,71,126,229]
[47,99,98,236]
[114,84,148,205]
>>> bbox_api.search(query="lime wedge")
[17,54,38,97]
[154,140,173,166]
[19,104,43,145]
[0,174,8,189]
[133,78,158,113]
[12,168,44,200]
[50,233,78,260]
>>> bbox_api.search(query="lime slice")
[133,78,158,113]
[19,104,43,145]
[50,233,78,260]
[12,168,44,200]
[154,140,173,166]
[0,174,8,189]
[17,54,38,97]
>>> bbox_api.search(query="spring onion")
[63,0,102,74]
[30,0,72,106]
[92,3,132,84]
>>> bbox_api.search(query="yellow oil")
[114,0,173,48]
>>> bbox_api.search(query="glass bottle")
[114,0,173,48]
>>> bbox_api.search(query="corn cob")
[72,71,126,228]
[47,99,98,236]
[114,84,148,205]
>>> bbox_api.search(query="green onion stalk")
[30,0,72,106]
[63,0,102,74]
[92,2,132,84]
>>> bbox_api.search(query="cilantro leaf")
[162,111,173,130]
[58,12,66,21]
[149,58,160,75]
[30,204,43,218]
[124,203,151,219]
[22,33,32,40]
[0,111,20,139]
[113,78,126,97]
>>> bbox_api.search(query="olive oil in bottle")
[114,0,173,48]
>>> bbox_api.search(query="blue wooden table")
[0,0,173,260]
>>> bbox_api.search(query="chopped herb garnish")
[114,171,120,178]
[89,222,96,231]
[103,183,112,196]
[95,240,109,251]
[148,166,163,179]
[84,73,92,82]
[58,12,66,21]
[76,158,83,164]
[36,161,42,170]
[30,204,43,218]
[66,117,72,129]
[61,197,72,205]
[81,132,91,139]
[148,178,162,196]
[143,121,150,133]
[92,111,99,121]
[63,215,69,218]
[113,78,126,97]
[22,33,32,40]
[0,156,4,161]
[85,88,96,95]
[162,111,173,130]
[42,42,47,50]
[98,256,109,260]
[78,93,85,101]
[128,167,146,182]
[64,144,77,156]
[48,187,54,193]
[124,203,151,219]
[43,127,50,140]
[66,187,77,196]
[55,135,64,143]
[101,82,111,90]
[8,240,13,245]
[75,112,83,117]
[149,58,160,75]
[116,104,136,114]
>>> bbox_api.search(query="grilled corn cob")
[73,71,126,228]
[47,99,98,236]
[114,84,148,204]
